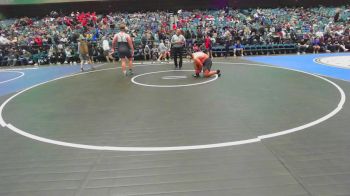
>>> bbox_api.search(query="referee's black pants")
[172,47,183,69]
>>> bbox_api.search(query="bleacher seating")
[212,44,297,57]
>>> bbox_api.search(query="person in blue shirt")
[312,37,321,54]
[234,40,244,57]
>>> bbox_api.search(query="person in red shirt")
[191,51,220,78]
[172,23,177,30]
[64,17,72,26]
[204,34,212,58]
[34,36,43,47]
[91,12,97,24]
[81,19,87,27]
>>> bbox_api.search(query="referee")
[171,29,186,69]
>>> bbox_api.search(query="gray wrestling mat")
[0,58,349,196]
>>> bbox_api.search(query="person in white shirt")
[143,44,151,61]
[0,35,11,45]
[65,47,74,65]
[171,29,186,69]
[158,40,170,62]
[102,36,115,63]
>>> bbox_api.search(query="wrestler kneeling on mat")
[191,51,221,78]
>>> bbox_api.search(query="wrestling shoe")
[192,73,200,78]
[216,70,221,77]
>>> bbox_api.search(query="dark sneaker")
[217,70,221,77]
[192,73,200,78]
[128,69,134,76]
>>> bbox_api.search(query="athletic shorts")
[79,54,89,61]
[103,50,110,56]
[118,50,132,58]
[202,58,212,71]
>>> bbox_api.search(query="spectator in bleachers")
[224,28,232,58]
[151,45,159,63]
[297,39,309,55]
[158,40,170,62]
[65,46,74,65]
[312,37,321,54]
[7,48,17,66]
[0,5,349,67]
[143,44,151,61]
[57,49,66,64]
[22,49,33,65]
[48,46,57,64]
[0,34,11,45]
[102,36,115,63]
[234,40,244,57]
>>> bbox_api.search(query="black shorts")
[118,50,132,58]
[203,58,212,71]
[103,50,110,57]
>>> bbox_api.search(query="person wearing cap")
[112,24,134,76]
[191,51,221,78]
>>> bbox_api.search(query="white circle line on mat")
[313,56,350,69]
[0,71,25,84]
[0,62,346,151]
[131,70,218,87]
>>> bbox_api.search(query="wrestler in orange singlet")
[192,51,221,78]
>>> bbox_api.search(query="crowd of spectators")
[0,5,349,66]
